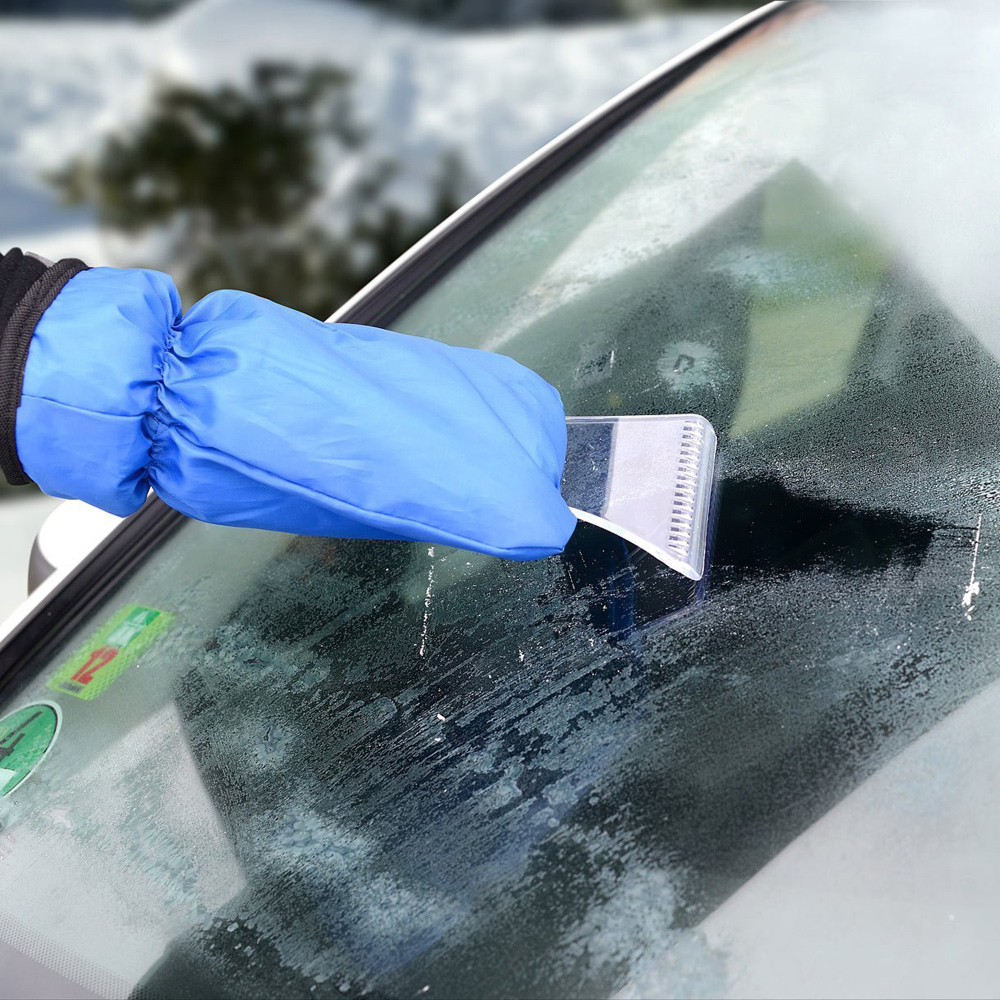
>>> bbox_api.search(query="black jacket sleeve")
[0,248,88,485]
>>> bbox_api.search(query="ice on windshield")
[5,4,1000,999]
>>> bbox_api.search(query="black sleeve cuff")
[0,248,88,486]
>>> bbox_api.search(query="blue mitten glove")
[0,254,575,560]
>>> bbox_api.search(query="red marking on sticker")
[72,646,119,686]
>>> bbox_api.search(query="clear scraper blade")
[562,415,717,580]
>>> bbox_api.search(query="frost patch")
[656,341,728,394]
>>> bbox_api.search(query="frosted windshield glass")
[6,4,1000,999]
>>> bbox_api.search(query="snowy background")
[0,0,743,623]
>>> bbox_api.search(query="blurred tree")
[123,0,191,18]
[351,0,744,27]
[0,0,742,22]
[53,63,464,318]
[0,0,187,15]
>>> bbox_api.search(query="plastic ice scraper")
[562,415,718,581]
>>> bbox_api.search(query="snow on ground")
[161,0,735,212]
[0,19,156,251]
[0,0,737,256]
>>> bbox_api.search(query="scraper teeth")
[670,420,707,544]
[562,414,718,581]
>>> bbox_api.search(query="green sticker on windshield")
[47,604,173,701]
[0,702,61,797]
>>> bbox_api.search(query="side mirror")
[28,500,123,594]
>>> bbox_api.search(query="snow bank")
[0,0,737,256]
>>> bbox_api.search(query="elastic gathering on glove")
[0,248,88,486]
[9,262,576,560]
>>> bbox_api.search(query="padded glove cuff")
[0,248,88,485]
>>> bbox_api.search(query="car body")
[4,2,1000,997]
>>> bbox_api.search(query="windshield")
[5,4,1000,998]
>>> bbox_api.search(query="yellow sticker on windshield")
[47,604,172,701]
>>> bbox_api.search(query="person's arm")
[0,248,575,560]
[0,248,88,486]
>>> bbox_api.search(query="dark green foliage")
[53,63,465,318]
[0,0,739,22]
[0,0,186,15]
[357,0,618,26]
[351,0,743,27]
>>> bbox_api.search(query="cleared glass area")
[4,4,1000,997]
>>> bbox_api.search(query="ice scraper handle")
[0,250,577,560]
